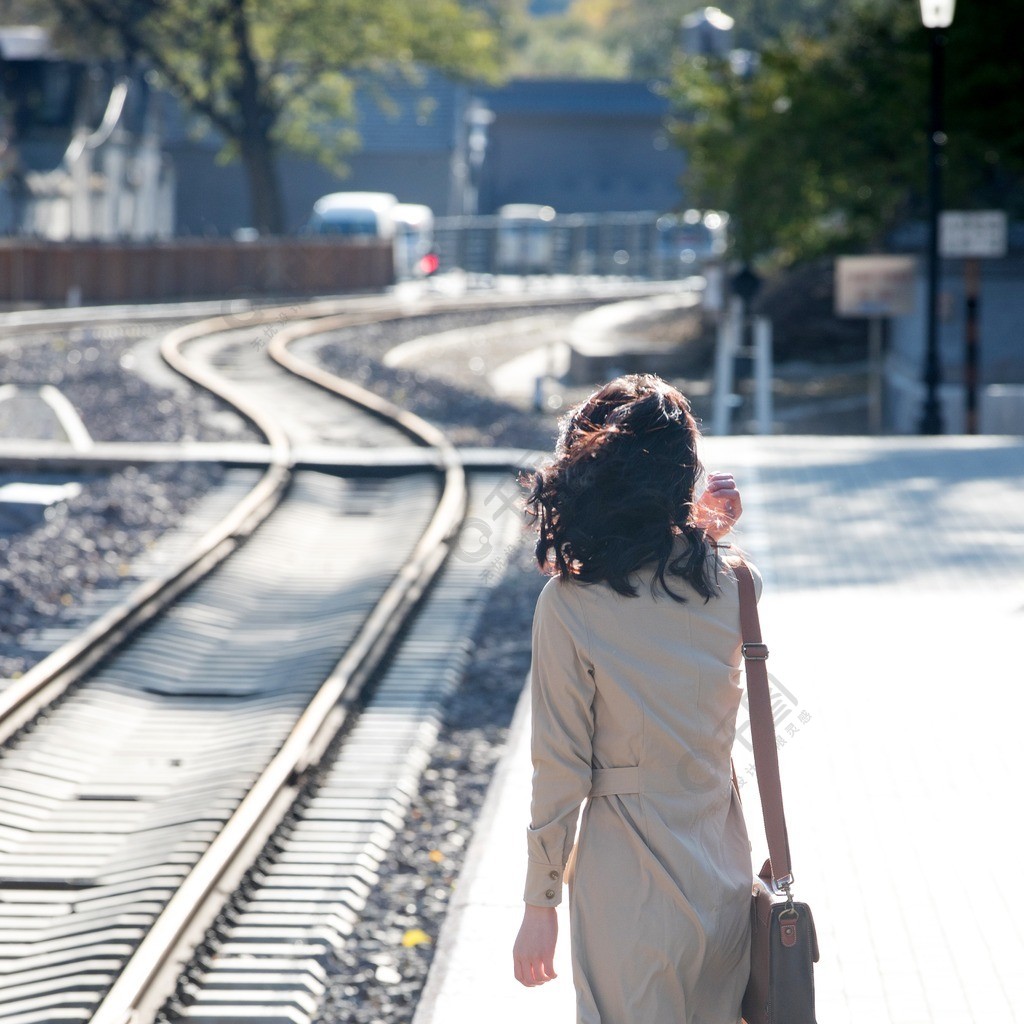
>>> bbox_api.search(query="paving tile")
[415,438,1024,1024]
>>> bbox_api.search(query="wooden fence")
[0,238,394,305]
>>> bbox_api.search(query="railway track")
[0,292,529,1024]
[0,283,668,1023]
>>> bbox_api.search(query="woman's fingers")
[514,955,557,987]
[704,472,742,521]
[513,903,558,986]
[693,473,742,540]
[705,473,737,498]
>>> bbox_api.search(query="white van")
[306,192,435,278]
[306,192,399,239]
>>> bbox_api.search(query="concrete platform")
[566,290,704,384]
[415,435,1024,1024]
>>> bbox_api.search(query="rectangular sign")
[940,210,1008,258]
[835,255,917,318]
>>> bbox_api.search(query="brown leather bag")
[733,559,819,1024]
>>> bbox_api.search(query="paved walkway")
[414,436,1024,1024]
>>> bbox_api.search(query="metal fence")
[433,211,719,279]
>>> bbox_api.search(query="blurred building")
[165,68,482,234]
[474,79,683,215]
[165,72,685,234]
[0,27,174,239]
[3,26,686,237]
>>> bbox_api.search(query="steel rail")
[0,309,302,748]
[0,291,550,745]
[0,300,398,746]
[1,287,618,1022]
[85,309,469,1024]
[0,289,593,746]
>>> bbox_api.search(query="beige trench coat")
[523,546,760,1024]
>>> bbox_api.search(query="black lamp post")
[918,0,955,434]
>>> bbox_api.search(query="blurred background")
[1,8,1021,1022]
[1,0,1021,434]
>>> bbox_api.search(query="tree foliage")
[28,0,501,232]
[500,0,831,80]
[669,0,1024,265]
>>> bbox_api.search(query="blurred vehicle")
[495,203,556,274]
[305,192,437,279]
[393,202,438,279]
[306,191,399,239]
[656,209,728,267]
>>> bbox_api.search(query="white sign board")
[835,255,917,318]
[940,210,1008,258]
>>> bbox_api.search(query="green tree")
[593,0,830,78]
[491,0,831,82]
[669,0,1024,265]
[31,0,501,233]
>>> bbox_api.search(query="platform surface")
[415,435,1024,1024]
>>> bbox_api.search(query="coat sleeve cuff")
[524,859,564,907]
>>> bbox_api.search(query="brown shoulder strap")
[732,558,794,889]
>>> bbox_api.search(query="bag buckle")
[769,872,794,896]
[741,642,769,661]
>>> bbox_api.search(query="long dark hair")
[525,374,718,602]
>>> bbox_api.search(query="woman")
[512,374,757,1024]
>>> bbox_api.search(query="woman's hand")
[694,471,743,542]
[513,904,558,987]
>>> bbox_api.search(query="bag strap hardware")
[741,642,769,661]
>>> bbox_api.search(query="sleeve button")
[545,889,556,900]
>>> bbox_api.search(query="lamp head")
[919,0,955,28]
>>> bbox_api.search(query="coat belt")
[588,762,727,798]
[589,766,641,797]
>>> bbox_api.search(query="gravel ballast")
[310,304,606,450]
[0,317,260,683]
[0,322,258,443]
[0,295,646,1023]
[0,461,229,681]
[310,539,544,1024]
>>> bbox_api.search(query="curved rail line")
[0,297,433,745]
[0,287,609,746]
[85,308,470,1024]
[0,297,463,1023]
[0,286,637,1023]
[0,308,298,748]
